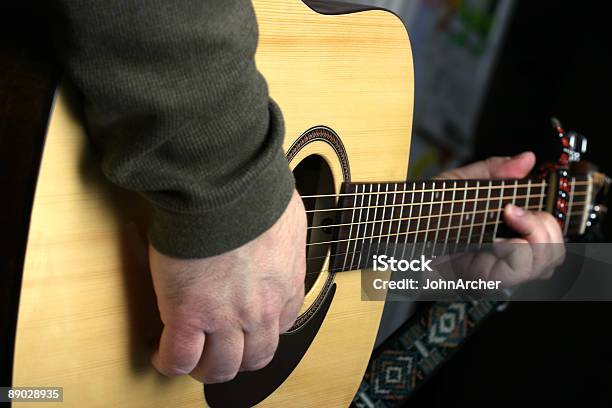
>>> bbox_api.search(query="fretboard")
[327,178,589,272]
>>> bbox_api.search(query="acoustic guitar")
[2,0,609,407]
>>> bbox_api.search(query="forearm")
[51,0,294,258]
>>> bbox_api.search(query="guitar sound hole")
[293,155,335,294]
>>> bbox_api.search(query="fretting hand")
[436,152,565,286]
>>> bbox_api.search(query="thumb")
[503,204,548,243]
[488,151,536,179]
[436,151,535,180]
[152,323,205,376]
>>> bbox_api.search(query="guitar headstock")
[540,118,610,239]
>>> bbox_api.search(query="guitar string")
[300,182,550,199]
[303,224,580,276]
[307,218,529,247]
[302,213,583,276]
[307,200,556,231]
[302,206,588,277]
[302,200,589,276]
[305,191,587,214]
[304,227,506,264]
[304,201,589,247]
[299,180,589,200]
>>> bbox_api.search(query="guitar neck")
[329,177,590,272]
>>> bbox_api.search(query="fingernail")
[511,204,525,216]
[512,151,531,160]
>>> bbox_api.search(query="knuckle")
[201,312,233,333]
[485,156,505,171]
[539,211,552,221]
[540,212,558,227]
[485,156,499,167]
[259,296,283,323]
[261,305,280,324]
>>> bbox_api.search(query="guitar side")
[11,1,413,407]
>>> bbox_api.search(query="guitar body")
[11,1,413,406]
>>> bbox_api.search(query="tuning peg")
[568,131,587,155]
[551,117,586,165]
[586,204,607,229]
[595,204,608,215]
[566,130,587,162]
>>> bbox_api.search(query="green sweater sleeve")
[51,0,295,258]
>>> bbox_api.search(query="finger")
[152,323,205,376]
[241,323,280,372]
[541,266,555,280]
[453,244,534,287]
[504,207,567,279]
[190,330,244,383]
[489,151,536,179]
[492,238,538,284]
[437,151,535,180]
[503,204,551,243]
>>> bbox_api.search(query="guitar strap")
[352,300,503,407]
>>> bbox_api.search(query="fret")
[478,180,493,248]
[568,176,590,237]
[502,180,519,238]
[377,184,386,254]
[422,181,436,255]
[526,178,532,209]
[364,184,382,265]
[481,180,500,243]
[410,182,425,259]
[331,184,351,271]
[401,182,416,261]
[514,180,529,211]
[359,185,372,269]
[382,183,395,258]
[441,181,457,256]
[511,179,518,207]
[454,180,469,252]
[431,181,445,256]
[392,182,407,261]
[538,180,546,210]
[564,177,575,236]
[358,184,374,269]
[385,183,402,258]
[465,180,480,249]
[491,180,505,241]
[375,183,389,258]
[341,184,359,271]
[348,184,365,270]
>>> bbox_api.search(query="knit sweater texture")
[51,0,295,258]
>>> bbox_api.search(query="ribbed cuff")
[148,147,295,259]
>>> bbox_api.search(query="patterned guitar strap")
[351,300,503,407]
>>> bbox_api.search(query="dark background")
[409,1,612,406]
